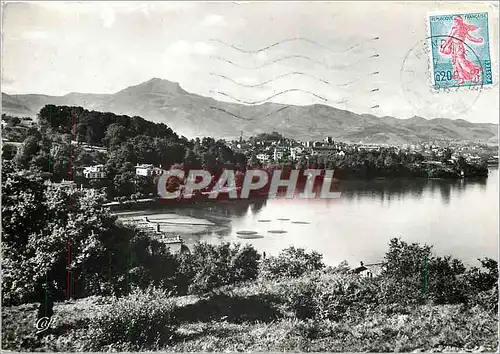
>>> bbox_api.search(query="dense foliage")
[2,106,497,352]
[7,105,489,203]
[259,246,325,279]
[3,240,497,351]
[84,288,178,351]
[10,105,247,199]
[1,168,180,305]
[176,242,261,295]
[1,168,262,305]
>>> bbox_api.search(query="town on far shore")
[2,112,498,206]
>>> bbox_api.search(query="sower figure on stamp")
[440,15,483,85]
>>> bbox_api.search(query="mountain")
[2,78,498,144]
[2,93,35,117]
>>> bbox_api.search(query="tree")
[15,135,41,169]
[48,142,72,182]
[442,148,453,163]
[184,148,200,166]
[113,170,137,198]
[260,247,324,279]
[176,242,260,295]
[7,116,21,126]
[248,153,259,167]
[102,123,130,148]
[2,144,17,160]
[1,169,149,305]
[380,238,471,305]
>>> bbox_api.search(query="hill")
[2,78,498,144]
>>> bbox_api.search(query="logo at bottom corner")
[35,316,55,334]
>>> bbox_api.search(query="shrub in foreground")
[260,246,325,279]
[380,238,498,307]
[83,287,178,351]
[254,272,380,321]
[176,242,260,295]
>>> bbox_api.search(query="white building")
[324,137,334,145]
[354,262,383,278]
[357,144,381,152]
[305,141,320,148]
[256,153,270,163]
[273,147,287,161]
[135,164,163,177]
[290,146,305,160]
[83,165,107,179]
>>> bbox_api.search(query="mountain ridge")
[2,78,498,145]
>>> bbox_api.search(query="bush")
[462,258,498,311]
[260,246,325,279]
[269,272,380,321]
[380,238,470,306]
[2,144,18,160]
[126,232,179,293]
[83,287,178,351]
[175,242,260,295]
[462,258,498,293]
[1,303,43,351]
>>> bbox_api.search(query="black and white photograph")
[1,1,499,352]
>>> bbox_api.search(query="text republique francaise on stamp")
[429,12,493,88]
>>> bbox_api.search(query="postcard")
[1,1,498,352]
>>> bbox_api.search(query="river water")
[117,167,498,267]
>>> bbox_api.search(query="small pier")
[122,217,186,247]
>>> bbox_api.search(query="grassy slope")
[2,274,497,352]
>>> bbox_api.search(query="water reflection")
[302,176,489,207]
[222,169,497,266]
[165,176,489,219]
[250,198,268,214]
[129,169,497,266]
[197,198,268,218]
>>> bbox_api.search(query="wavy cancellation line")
[337,71,380,87]
[211,71,380,88]
[209,106,252,121]
[208,93,351,121]
[209,86,379,120]
[209,105,293,121]
[209,53,379,71]
[209,36,379,55]
[210,72,332,88]
[210,89,329,105]
[210,97,352,121]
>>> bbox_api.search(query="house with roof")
[83,165,107,179]
[135,164,164,177]
[353,261,384,278]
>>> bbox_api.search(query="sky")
[2,1,499,123]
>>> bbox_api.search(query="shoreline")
[105,173,490,210]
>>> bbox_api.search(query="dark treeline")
[1,105,489,203]
[6,105,247,200]
[297,147,489,179]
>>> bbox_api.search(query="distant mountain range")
[2,78,498,145]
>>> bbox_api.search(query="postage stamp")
[428,12,493,88]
